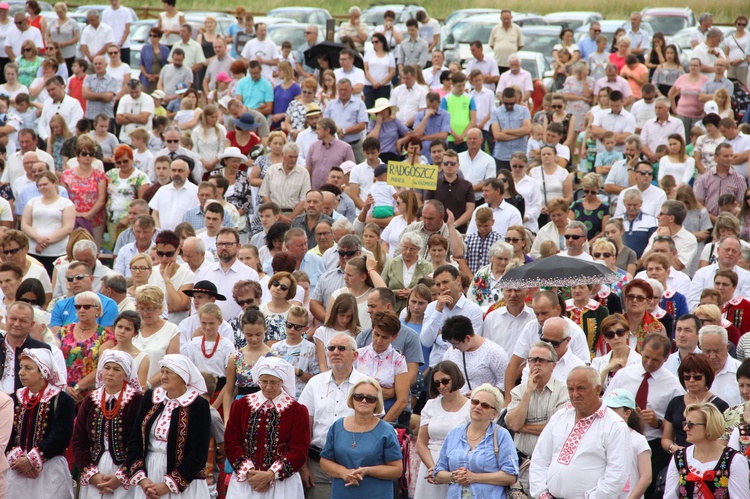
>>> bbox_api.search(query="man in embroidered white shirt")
[605,333,684,498]
[700,325,742,406]
[530,366,629,499]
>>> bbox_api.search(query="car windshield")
[449,22,494,44]
[269,10,312,24]
[361,9,388,25]
[268,28,307,51]
[642,15,687,36]
[549,19,584,30]
[522,35,560,56]
[521,58,540,79]
[130,23,153,44]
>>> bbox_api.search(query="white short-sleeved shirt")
[241,38,280,82]
[148,182,199,231]
[349,162,377,201]
[101,6,134,49]
[363,50,396,84]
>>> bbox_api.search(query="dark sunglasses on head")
[286,321,306,331]
[337,249,358,257]
[433,378,451,387]
[470,398,494,410]
[74,304,95,310]
[683,374,705,381]
[352,393,378,403]
[2,247,22,255]
[326,345,348,352]
[236,298,255,307]
[603,328,628,339]
[540,336,567,347]
[156,250,176,257]
[564,234,584,240]
[272,280,289,291]
[66,274,89,282]
[593,252,612,258]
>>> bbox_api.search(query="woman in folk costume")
[127,354,211,499]
[566,283,610,358]
[5,348,75,498]
[72,351,144,498]
[224,356,310,498]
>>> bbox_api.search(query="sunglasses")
[236,298,255,307]
[130,266,151,273]
[22,48,33,52]
[74,304,96,310]
[327,345,348,352]
[593,252,612,258]
[150,34,160,38]
[108,51,119,56]
[66,274,90,282]
[528,356,555,364]
[16,297,36,304]
[603,328,628,339]
[2,247,22,255]
[505,237,522,243]
[156,250,176,257]
[551,104,564,109]
[272,280,289,292]
[165,139,180,143]
[78,151,94,157]
[286,321,306,331]
[540,336,567,347]
[683,374,705,381]
[564,234,584,240]
[511,164,526,169]
[683,421,706,429]
[442,161,457,166]
[636,170,653,176]
[115,159,130,165]
[433,378,451,387]
[337,249,358,257]
[583,189,597,195]
[738,23,747,27]
[352,393,378,403]
[470,398,494,410]
[625,294,648,303]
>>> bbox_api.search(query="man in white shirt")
[389,66,427,127]
[510,154,542,233]
[348,138,380,209]
[614,161,667,219]
[101,0,134,64]
[482,287,535,354]
[691,13,713,48]
[37,76,84,142]
[465,42,500,94]
[591,90,636,153]
[693,27,727,76]
[625,12,651,62]
[629,83,657,133]
[295,103,322,167]
[465,177,522,237]
[520,317,585,383]
[688,236,750,310]
[496,54,532,102]
[640,97,685,162]
[459,129,496,204]
[115,79,154,144]
[634,236,693,290]
[0,129,54,187]
[561,221,594,261]
[299,333,368,498]
[701,325,742,406]
[80,10,115,65]
[334,49,366,98]
[719,119,750,179]
[422,50,448,90]
[643,200,698,272]
[241,23,278,82]
[604,334,684,496]
[665,315,702,376]
[148,159,199,231]
[3,13,43,62]
[531,366,630,499]
[177,281,233,345]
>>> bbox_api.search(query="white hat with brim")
[367,97,399,116]
[218,147,248,163]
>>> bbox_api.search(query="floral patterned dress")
[57,324,114,387]
[61,167,107,227]
[563,75,595,132]
[105,168,150,224]
[467,263,504,310]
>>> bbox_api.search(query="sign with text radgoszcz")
[386,161,438,190]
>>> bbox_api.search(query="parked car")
[266,7,332,27]
[71,4,138,21]
[544,11,603,31]
[520,26,564,64]
[640,7,695,37]
[360,4,424,28]
[575,20,654,43]
[267,24,325,53]
[7,0,51,16]
[518,50,555,91]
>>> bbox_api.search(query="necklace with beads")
[101,383,126,420]
[21,382,47,410]
[201,334,219,358]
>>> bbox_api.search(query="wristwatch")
[657,418,664,429]
[296,368,303,377]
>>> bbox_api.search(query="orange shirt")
[620,63,649,99]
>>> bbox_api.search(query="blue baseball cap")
[175,82,189,95]
[603,389,636,410]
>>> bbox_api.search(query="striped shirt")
[694,167,747,216]
[507,377,569,456]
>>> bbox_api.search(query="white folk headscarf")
[158,354,207,394]
[251,356,296,397]
[21,348,66,390]
[97,350,142,391]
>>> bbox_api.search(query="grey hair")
[75,290,102,310]
[625,134,642,149]
[572,61,589,76]
[86,9,100,18]
[530,341,558,362]
[282,142,300,155]
[183,236,206,254]
[330,332,357,351]
[164,125,181,135]
[655,96,671,108]
[332,218,353,233]
[348,6,361,15]
[566,220,587,234]
[699,325,729,345]
[400,232,424,250]
[337,234,362,250]
[470,383,503,412]
[699,12,713,23]
[507,53,520,63]
[488,240,513,259]
[706,27,723,39]
[102,273,127,294]
[645,278,664,297]
[569,366,601,389]
[73,239,98,256]
[623,189,643,201]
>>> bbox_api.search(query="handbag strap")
[462,351,472,391]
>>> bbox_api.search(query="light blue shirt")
[236,75,273,110]
[262,252,326,291]
[50,293,119,328]
[323,98,368,143]
[578,35,599,60]
[490,105,531,161]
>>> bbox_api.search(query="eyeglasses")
[564,234,584,240]
[165,139,180,144]
[528,356,555,364]
[326,345,348,352]
[286,321,306,331]
[272,280,289,292]
[625,294,648,303]
[150,34,160,38]
[236,298,255,306]
[371,39,381,44]
[2,247,22,255]
[315,231,332,237]
[583,189,597,195]
[433,378,451,387]
[115,159,130,165]
[136,306,158,313]
[216,242,237,247]
[699,318,712,325]
[305,31,315,34]
[156,250,176,257]
[66,274,90,282]
[337,249,358,257]
[510,164,525,169]
[540,336,568,347]
[683,374,705,381]
[22,48,32,52]
[470,398,494,410]
[442,161,457,166]
[130,266,151,273]
[505,237,522,243]
[16,297,35,304]
[78,151,94,157]
[683,421,707,429]
[14,21,24,25]
[593,252,612,258]
[108,51,119,56]
[603,328,628,339]
[352,393,378,403]
[592,29,601,33]
[738,23,747,27]
[636,170,653,176]
[74,304,97,310]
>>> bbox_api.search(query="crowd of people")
[2,1,750,498]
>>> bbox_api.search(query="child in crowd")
[173,94,201,129]
[533,93,553,124]
[594,131,624,178]
[654,144,668,167]
[148,115,169,153]
[469,70,493,149]
[208,72,231,105]
[13,93,40,130]
[150,90,167,117]
[660,174,677,200]
[527,123,545,165]
[279,40,296,67]
[129,128,155,180]
[270,306,318,398]
[369,163,398,219]
[67,58,88,112]
[250,201,281,250]
[686,126,703,157]
[47,115,71,173]
[718,193,741,217]
[440,72,476,152]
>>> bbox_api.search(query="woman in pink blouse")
[669,58,708,135]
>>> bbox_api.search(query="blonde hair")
[277,61,294,81]
[715,88,731,112]
[684,403,724,440]
[198,302,223,321]
[581,172,602,190]
[471,383,503,412]
[130,253,153,269]
[347,377,384,414]
[199,104,221,140]
[135,285,164,311]
[49,114,72,142]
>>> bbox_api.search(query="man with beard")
[195,228,259,319]
[148,159,199,231]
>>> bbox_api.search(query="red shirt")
[68,75,86,113]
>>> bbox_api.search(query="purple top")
[366,118,409,154]
[272,83,301,126]
[306,138,356,189]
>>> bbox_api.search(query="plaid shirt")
[464,230,501,274]
[83,73,120,119]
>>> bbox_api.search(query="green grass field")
[84,0,747,24]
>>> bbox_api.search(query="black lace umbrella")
[499,255,619,288]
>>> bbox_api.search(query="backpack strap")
[493,425,500,462]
